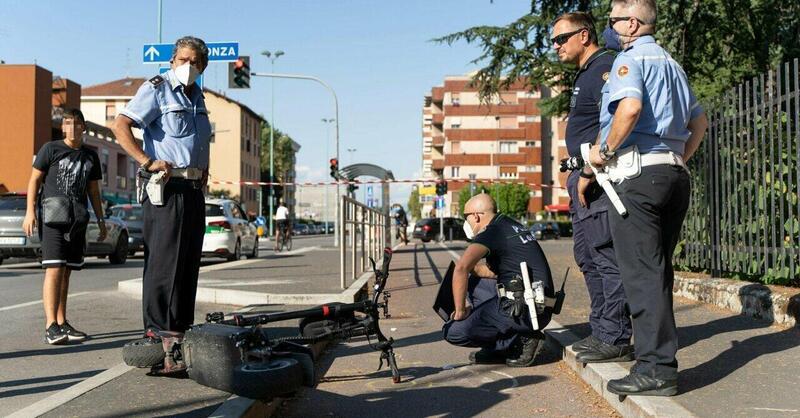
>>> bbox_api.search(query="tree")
[457,183,530,219]
[457,183,490,217]
[208,188,237,200]
[436,1,800,115]
[408,188,422,220]
[260,121,297,181]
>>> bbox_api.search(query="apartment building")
[421,75,570,217]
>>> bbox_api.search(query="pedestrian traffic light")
[228,56,250,89]
[348,183,359,194]
[329,158,339,179]
[435,180,447,196]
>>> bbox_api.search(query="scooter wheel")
[231,358,304,400]
[122,338,165,368]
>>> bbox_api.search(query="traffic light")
[347,183,359,194]
[329,158,339,179]
[435,180,448,196]
[228,56,250,88]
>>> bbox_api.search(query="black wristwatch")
[142,158,154,171]
[599,142,616,161]
[579,169,595,179]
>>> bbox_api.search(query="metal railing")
[339,196,389,288]
[676,58,799,286]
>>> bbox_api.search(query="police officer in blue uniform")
[552,12,634,364]
[113,36,212,342]
[587,0,708,396]
[443,193,554,367]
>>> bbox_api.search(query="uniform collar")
[165,69,205,102]
[625,35,656,51]
[579,48,613,72]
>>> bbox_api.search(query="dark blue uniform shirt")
[564,49,616,157]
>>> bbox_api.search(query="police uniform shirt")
[599,35,703,155]
[121,70,212,169]
[564,49,616,157]
[471,214,553,290]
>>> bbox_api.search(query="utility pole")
[322,118,335,232]
[261,50,284,237]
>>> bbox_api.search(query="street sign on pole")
[143,41,239,64]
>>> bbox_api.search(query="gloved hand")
[511,293,526,318]
[559,156,585,172]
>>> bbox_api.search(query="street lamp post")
[261,50,284,238]
[322,117,335,233]
[249,71,340,246]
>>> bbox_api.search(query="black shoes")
[505,332,545,368]
[571,335,602,353]
[575,341,635,363]
[607,371,678,397]
[45,322,68,345]
[469,348,507,364]
[61,321,88,342]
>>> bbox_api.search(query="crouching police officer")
[113,36,212,350]
[587,0,708,396]
[552,12,634,363]
[443,194,555,367]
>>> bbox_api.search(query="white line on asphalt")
[6,362,133,418]
[0,291,92,312]
[438,241,462,260]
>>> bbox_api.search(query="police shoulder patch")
[617,66,629,78]
[602,72,610,81]
[148,75,165,87]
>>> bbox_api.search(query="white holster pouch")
[605,145,641,184]
[145,171,167,206]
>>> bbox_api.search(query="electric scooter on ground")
[122,247,399,400]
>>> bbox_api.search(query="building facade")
[421,75,570,217]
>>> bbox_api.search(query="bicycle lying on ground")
[122,247,399,400]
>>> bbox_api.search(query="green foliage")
[260,121,296,180]
[407,188,422,220]
[457,183,530,219]
[436,0,800,116]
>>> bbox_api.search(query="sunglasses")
[550,28,587,46]
[607,16,646,27]
[463,212,484,220]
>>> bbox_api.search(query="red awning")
[544,204,570,213]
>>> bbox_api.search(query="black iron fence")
[675,59,800,286]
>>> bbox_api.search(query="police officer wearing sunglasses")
[551,12,635,366]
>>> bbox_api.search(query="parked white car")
[203,198,259,261]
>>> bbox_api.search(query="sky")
[0,0,532,206]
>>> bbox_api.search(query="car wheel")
[227,240,241,262]
[109,233,129,265]
[247,238,259,259]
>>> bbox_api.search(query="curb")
[544,321,696,418]
[674,275,799,328]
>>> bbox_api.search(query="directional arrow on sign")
[144,46,159,61]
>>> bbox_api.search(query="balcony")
[432,87,444,103]
[432,135,445,147]
[432,159,445,170]
[432,113,444,125]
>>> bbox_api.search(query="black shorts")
[277,220,288,231]
[40,223,87,270]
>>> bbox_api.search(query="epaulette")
[148,75,165,87]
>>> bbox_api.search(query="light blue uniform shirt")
[121,70,211,169]
[599,35,703,156]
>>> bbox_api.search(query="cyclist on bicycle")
[274,199,290,250]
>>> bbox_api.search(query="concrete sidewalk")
[536,240,800,417]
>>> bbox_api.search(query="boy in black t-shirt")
[22,109,106,345]
[442,193,554,367]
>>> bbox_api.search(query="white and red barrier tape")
[208,178,565,189]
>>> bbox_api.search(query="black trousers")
[142,179,205,333]
[609,164,690,379]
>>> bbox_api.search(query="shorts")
[40,223,87,270]
[277,219,288,231]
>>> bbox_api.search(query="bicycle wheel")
[285,234,293,251]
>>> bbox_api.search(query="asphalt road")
[0,233,332,415]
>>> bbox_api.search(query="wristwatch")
[599,142,616,161]
[142,158,154,171]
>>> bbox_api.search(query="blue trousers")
[568,170,632,345]
[442,278,551,352]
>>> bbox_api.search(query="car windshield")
[112,206,143,221]
[0,196,27,210]
[206,204,225,217]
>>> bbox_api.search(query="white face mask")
[463,221,475,240]
[174,62,201,86]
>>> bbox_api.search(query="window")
[499,116,517,129]
[500,166,518,178]
[451,141,461,153]
[105,105,116,121]
[449,117,462,129]
[499,141,517,153]
[247,139,251,153]
[101,150,109,186]
[451,92,460,106]
[451,166,460,178]
[524,141,540,147]
[210,122,216,143]
[499,92,518,104]
[522,165,542,172]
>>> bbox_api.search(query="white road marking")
[0,291,92,312]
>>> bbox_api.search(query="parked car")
[0,192,130,265]
[203,198,259,261]
[110,203,144,255]
[530,222,560,240]
[412,217,467,242]
[292,223,310,235]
